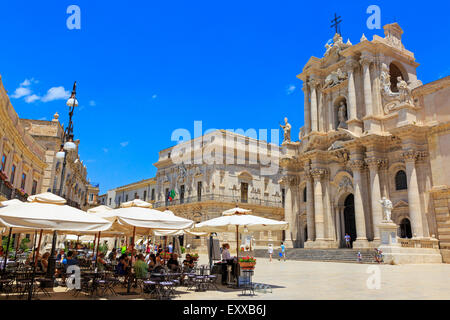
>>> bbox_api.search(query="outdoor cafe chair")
[0,276,15,299]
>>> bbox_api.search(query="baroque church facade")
[281,23,450,261]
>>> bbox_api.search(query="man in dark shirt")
[167,253,179,271]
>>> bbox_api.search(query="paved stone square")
[6,257,450,300]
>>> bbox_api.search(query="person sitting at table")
[108,248,117,262]
[41,252,50,273]
[134,254,149,279]
[116,254,129,276]
[147,253,156,270]
[56,249,66,263]
[97,252,107,271]
[167,253,179,271]
[222,243,231,260]
[183,254,195,272]
[63,251,79,270]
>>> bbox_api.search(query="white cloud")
[11,87,31,99]
[38,117,47,121]
[20,78,38,87]
[41,86,70,102]
[89,100,96,106]
[152,94,157,99]
[102,148,108,153]
[120,141,129,147]
[286,85,296,95]
[25,94,40,103]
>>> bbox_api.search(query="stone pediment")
[393,200,409,208]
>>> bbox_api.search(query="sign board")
[208,238,221,261]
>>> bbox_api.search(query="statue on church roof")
[280,117,291,144]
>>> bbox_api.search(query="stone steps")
[254,248,380,264]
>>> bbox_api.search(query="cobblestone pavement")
[3,258,450,300]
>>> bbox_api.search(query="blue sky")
[1,0,449,194]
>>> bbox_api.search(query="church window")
[303,187,307,202]
[395,170,407,190]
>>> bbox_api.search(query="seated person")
[221,243,231,261]
[56,249,66,263]
[134,254,149,279]
[167,253,179,271]
[183,254,195,271]
[97,252,107,271]
[64,251,79,266]
[147,253,156,270]
[108,248,117,262]
[41,252,50,273]
[116,254,129,276]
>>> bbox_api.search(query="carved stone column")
[365,157,384,241]
[348,160,369,247]
[304,167,315,242]
[302,83,311,134]
[281,176,296,248]
[346,58,358,121]
[328,94,335,131]
[360,55,374,117]
[311,168,326,241]
[402,150,424,238]
[318,90,324,132]
[324,178,336,242]
[335,206,341,247]
[309,79,319,132]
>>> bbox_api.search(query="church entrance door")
[343,194,357,247]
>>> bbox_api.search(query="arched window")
[389,63,404,93]
[395,170,407,190]
[303,187,307,202]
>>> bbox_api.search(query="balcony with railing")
[153,194,283,209]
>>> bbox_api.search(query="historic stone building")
[106,130,285,250]
[19,113,93,209]
[108,177,157,208]
[281,23,450,262]
[0,75,47,202]
[152,130,284,249]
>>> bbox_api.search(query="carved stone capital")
[348,159,366,171]
[364,157,387,170]
[402,150,419,163]
[359,55,373,67]
[345,58,359,73]
[308,78,320,89]
[310,168,327,180]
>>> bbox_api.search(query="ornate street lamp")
[46,81,78,282]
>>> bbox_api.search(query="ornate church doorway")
[343,194,357,246]
[399,218,412,238]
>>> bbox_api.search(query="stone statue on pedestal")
[337,100,348,129]
[379,197,393,222]
[280,117,291,143]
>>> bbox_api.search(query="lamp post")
[46,81,78,282]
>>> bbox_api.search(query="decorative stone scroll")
[380,63,415,113]
[323,68,348,89]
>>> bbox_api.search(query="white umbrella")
[0,192,112,232]
[0,199,24,207]
[87,205,113,214]
[192,206,288,258]
[120,199,152,208]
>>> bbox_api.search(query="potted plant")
[191,253,199,261]
[239,256,256,270]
